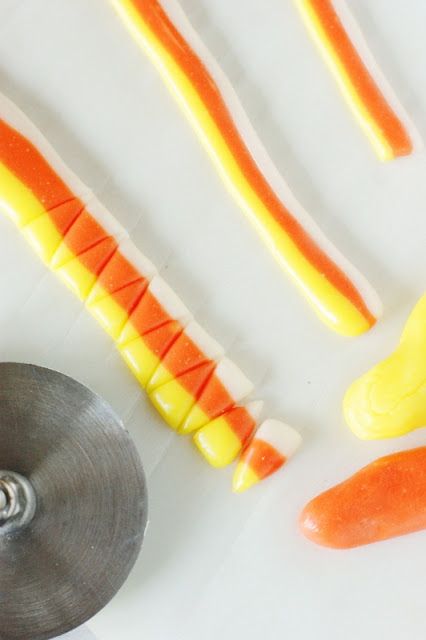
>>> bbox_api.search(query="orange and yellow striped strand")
[110,0,382,337]
[296,0,422,160]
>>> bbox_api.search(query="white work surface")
[1,1,426,639]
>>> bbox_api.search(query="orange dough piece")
[300,447,426,549]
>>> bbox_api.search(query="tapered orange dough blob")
[344,294,426,439]
[233,420,302,492]
[300,447,426,549]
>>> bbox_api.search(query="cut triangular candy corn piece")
[118,275,192,346]
[179,358,254,434]
[87,238,157,305]
[46,198,86,234]
[22,198,84,264]
[54,237,117,301]
[51,210,110,269]
[147,320,224,392]
[194,400,263,468]
[119,320,183,388]
[233,420,302,493]
[87,279,148,339]
[149,361,216,430]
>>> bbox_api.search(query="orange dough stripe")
[297,0,419,160]
[111,0,382,337]
[0,108,253,441]
[242,440,286,480]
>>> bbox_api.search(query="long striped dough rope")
[111,0,382,337]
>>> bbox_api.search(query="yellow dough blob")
[344,294,426,439]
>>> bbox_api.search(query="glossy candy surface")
[111,0,381,336]
[233,419,302,492]
[344,294,426,439]
[300,447,426,548]
[297,0,421,160]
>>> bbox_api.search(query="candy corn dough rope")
[296,0,422,160]
[0,93,302,484]
[110,0,381,337]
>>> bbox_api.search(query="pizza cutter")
[0,362,148,640]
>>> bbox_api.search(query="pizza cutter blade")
[0,362,148,640]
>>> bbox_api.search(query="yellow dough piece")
[179,404,210,435]
[87,294,129,340]
[149,379,195,430]
[0,163,46,227]
[22,213,63,264]
[344,294,426,439]
[50,241,76,270]
[193,417,242,468]
[54,258,97,302]
[119,337,162,388]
